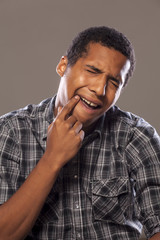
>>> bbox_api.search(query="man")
[0,26,160,240]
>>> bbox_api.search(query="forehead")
[80,43,129,70]
[86,42,125,59]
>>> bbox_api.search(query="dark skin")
[46,95,84,169]
[0,43,159,239]
[55,43,130,133]
[0,97,84,240]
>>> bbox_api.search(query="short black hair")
[66,26,136,87]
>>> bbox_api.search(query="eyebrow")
[85,64,104,74]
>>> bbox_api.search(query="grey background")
[0,0,159,137]
[0,1,159,238]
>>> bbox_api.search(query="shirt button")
[74,175,78,179]
[77,232,81,238]
[75,202,80,209]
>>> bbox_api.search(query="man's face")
[56,43,130,131]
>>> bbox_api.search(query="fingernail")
[75,95,80,100]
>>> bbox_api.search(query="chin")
[73,112,88,124]
[73,111,97,130]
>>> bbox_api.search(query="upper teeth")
[81,97,98,107]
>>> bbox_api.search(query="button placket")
[74,174,78,179]
[77,232,81,239]
[75,202,80,209]
[72,153,83,239]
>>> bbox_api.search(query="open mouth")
[80,96,101,110]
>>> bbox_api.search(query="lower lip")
[79,98,101,114]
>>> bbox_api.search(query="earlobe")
[56,56,68,77]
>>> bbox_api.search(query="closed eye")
[110,81,119,88]
[108,77,121,88]
[85,65,103,74]
[86,69,98,74]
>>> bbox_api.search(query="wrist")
[41,151,62,175]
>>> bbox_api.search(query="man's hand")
[149,232,160,240]
[44,95,85,170]
[0,96,84,240]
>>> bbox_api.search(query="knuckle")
[80,130,85,140]
[64,121,70,130]
[70,129,76,136]
[77,121,82,128]
[55,118,61,124]
[53,119,60,128]
[76,134,82,142]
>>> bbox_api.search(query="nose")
[89,77,106,96]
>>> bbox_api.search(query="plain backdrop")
[0,0,159,135]
[0,1,159,238]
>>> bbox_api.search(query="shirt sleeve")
[0,119,21,204]
[125,120,160,239]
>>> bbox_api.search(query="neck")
[83,121,98,136]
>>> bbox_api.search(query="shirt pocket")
[92,177,130,224]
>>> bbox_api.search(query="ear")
[56,56,68,77]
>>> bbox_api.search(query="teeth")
[81,97,98,107]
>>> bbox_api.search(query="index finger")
[58,95,80,120]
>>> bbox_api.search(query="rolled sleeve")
[125,123,160,239]
[135,163,160,239]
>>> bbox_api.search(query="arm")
[125,121,160,240]
[149,232,160,240]
[0,96,84,240]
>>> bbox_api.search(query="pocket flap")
[92,177,129,197]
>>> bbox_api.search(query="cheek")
[72,75,87,90]
[70,74,88,93]
[105,87,121,104]
[112,88,121,104]
[78,74,87,84]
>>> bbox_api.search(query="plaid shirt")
[0,96,160,240]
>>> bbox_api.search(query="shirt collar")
[81,106,116,146]
[30,96,56,151]
[45,95,56,124]
[42,95,56,141]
